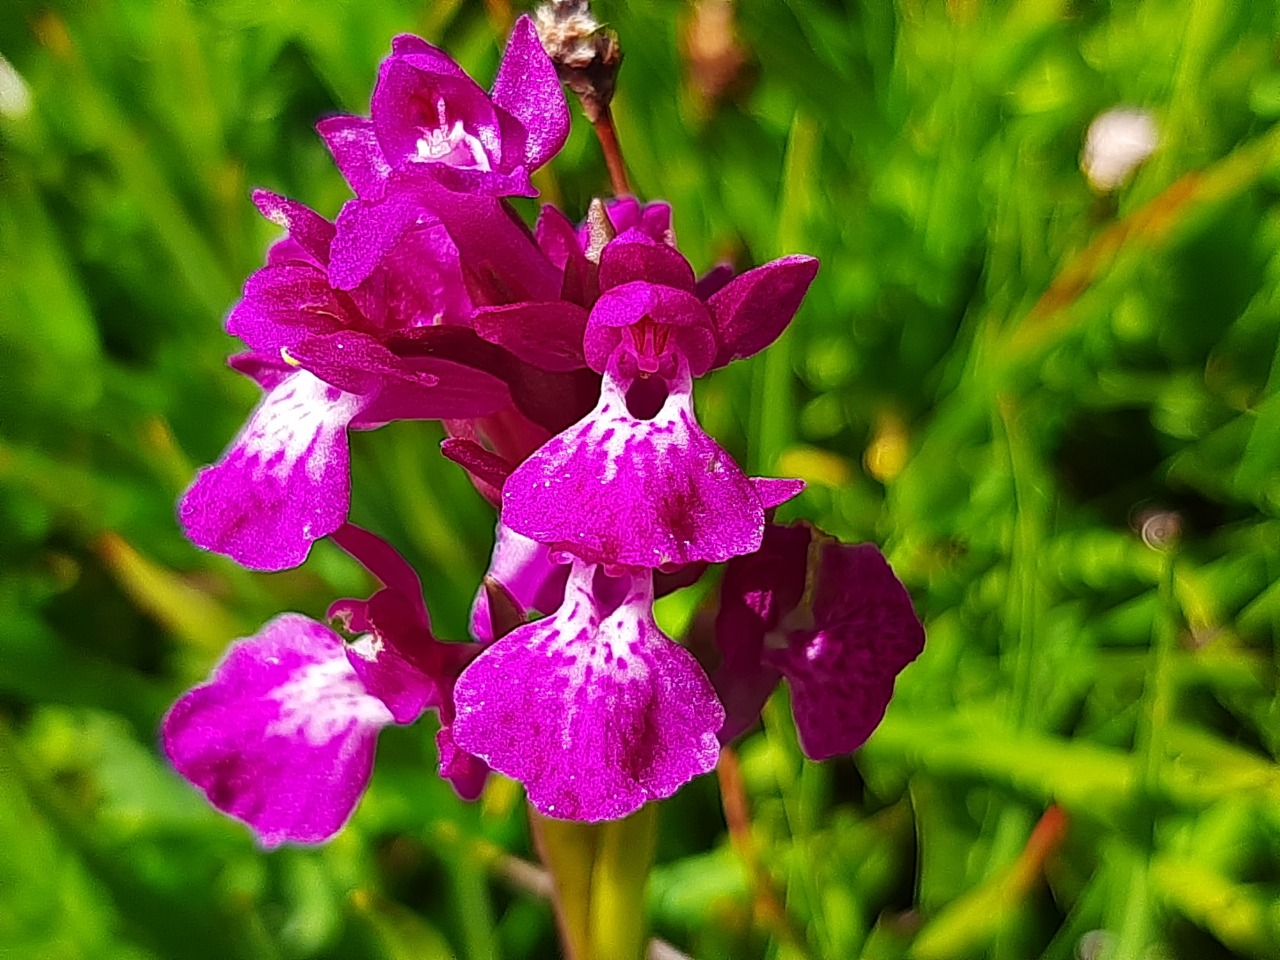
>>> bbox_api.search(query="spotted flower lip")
[711,523,926,756]
[161,613,399,848]
[451,560,724,821]
[178,369,364,571]
[500,355,769,569]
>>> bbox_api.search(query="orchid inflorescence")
[163,14,925,846]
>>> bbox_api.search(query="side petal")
[436,722,490,800]
[597,230,696,293]
[469,522,570,643]
[762,543,925,759]
[226,262,347,353]
[502,368,762,568]
[330,523,429,620]
[251,190,335,265]
[330,192,426,292]
[472,300,589,372]
[709,255,819,366]
[752,477,806,509]
[178,371,363,570]
[317,115,392,200]
[452,567,723,820]
[711,523,811,743]
[161,614,392,847]
[490,15,570,171]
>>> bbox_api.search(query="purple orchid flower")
[711,523,926,756]
[179,191,511,571]
[162,612,399,846]
[162,526,486,847]
[163,9,926,845]
[452,559,724,821]
[321,16,568,302]
[497,236,819,569]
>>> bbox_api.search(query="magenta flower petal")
[317,115,392,199]
[502,365,763,568]
[763,542,925,759]
[227,263,347,353]
[330,192,425,291]
[252,190,335,264]
[284,330,436,396]
[711,523,811,743]
[695,262,736,300]
[283,330,512,423]
[328,524,491,796]
[161,614,394,847]
[353,218,471,329]
[373,58,499,173]
[440,437,514,495]
[753,477,806,509]
[535,204,583,269]
[331,522,429,613]
[228,350,294,393]
[437,724,490,801]
[452,565,723,820]
[597,229,696,293]
[708,255,819,366]
[179,371,363,570]
[472,300,589,372]
[490,15,570,171]
[469,522,570,643]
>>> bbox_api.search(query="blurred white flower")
[0,53,32,119]
[1081,107,1158,192]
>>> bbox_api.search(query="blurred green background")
[3,0,1280,957]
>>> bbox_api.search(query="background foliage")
[3,0,1280,957]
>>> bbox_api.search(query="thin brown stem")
[593,106,631,196]
[716,746,811,955]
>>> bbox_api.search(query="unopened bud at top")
[534,0,622,123]
[1081,107,1159,192]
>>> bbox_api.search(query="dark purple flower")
[711,523,925,756]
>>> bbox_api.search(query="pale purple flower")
[162,526,487,847]
[179,192,511,571]
[320,16,568,301]
[452,560,724,820]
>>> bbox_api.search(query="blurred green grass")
[2,0,1279,958]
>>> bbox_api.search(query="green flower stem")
[531,803,658,960]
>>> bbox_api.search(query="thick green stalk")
[531,804,658,960]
